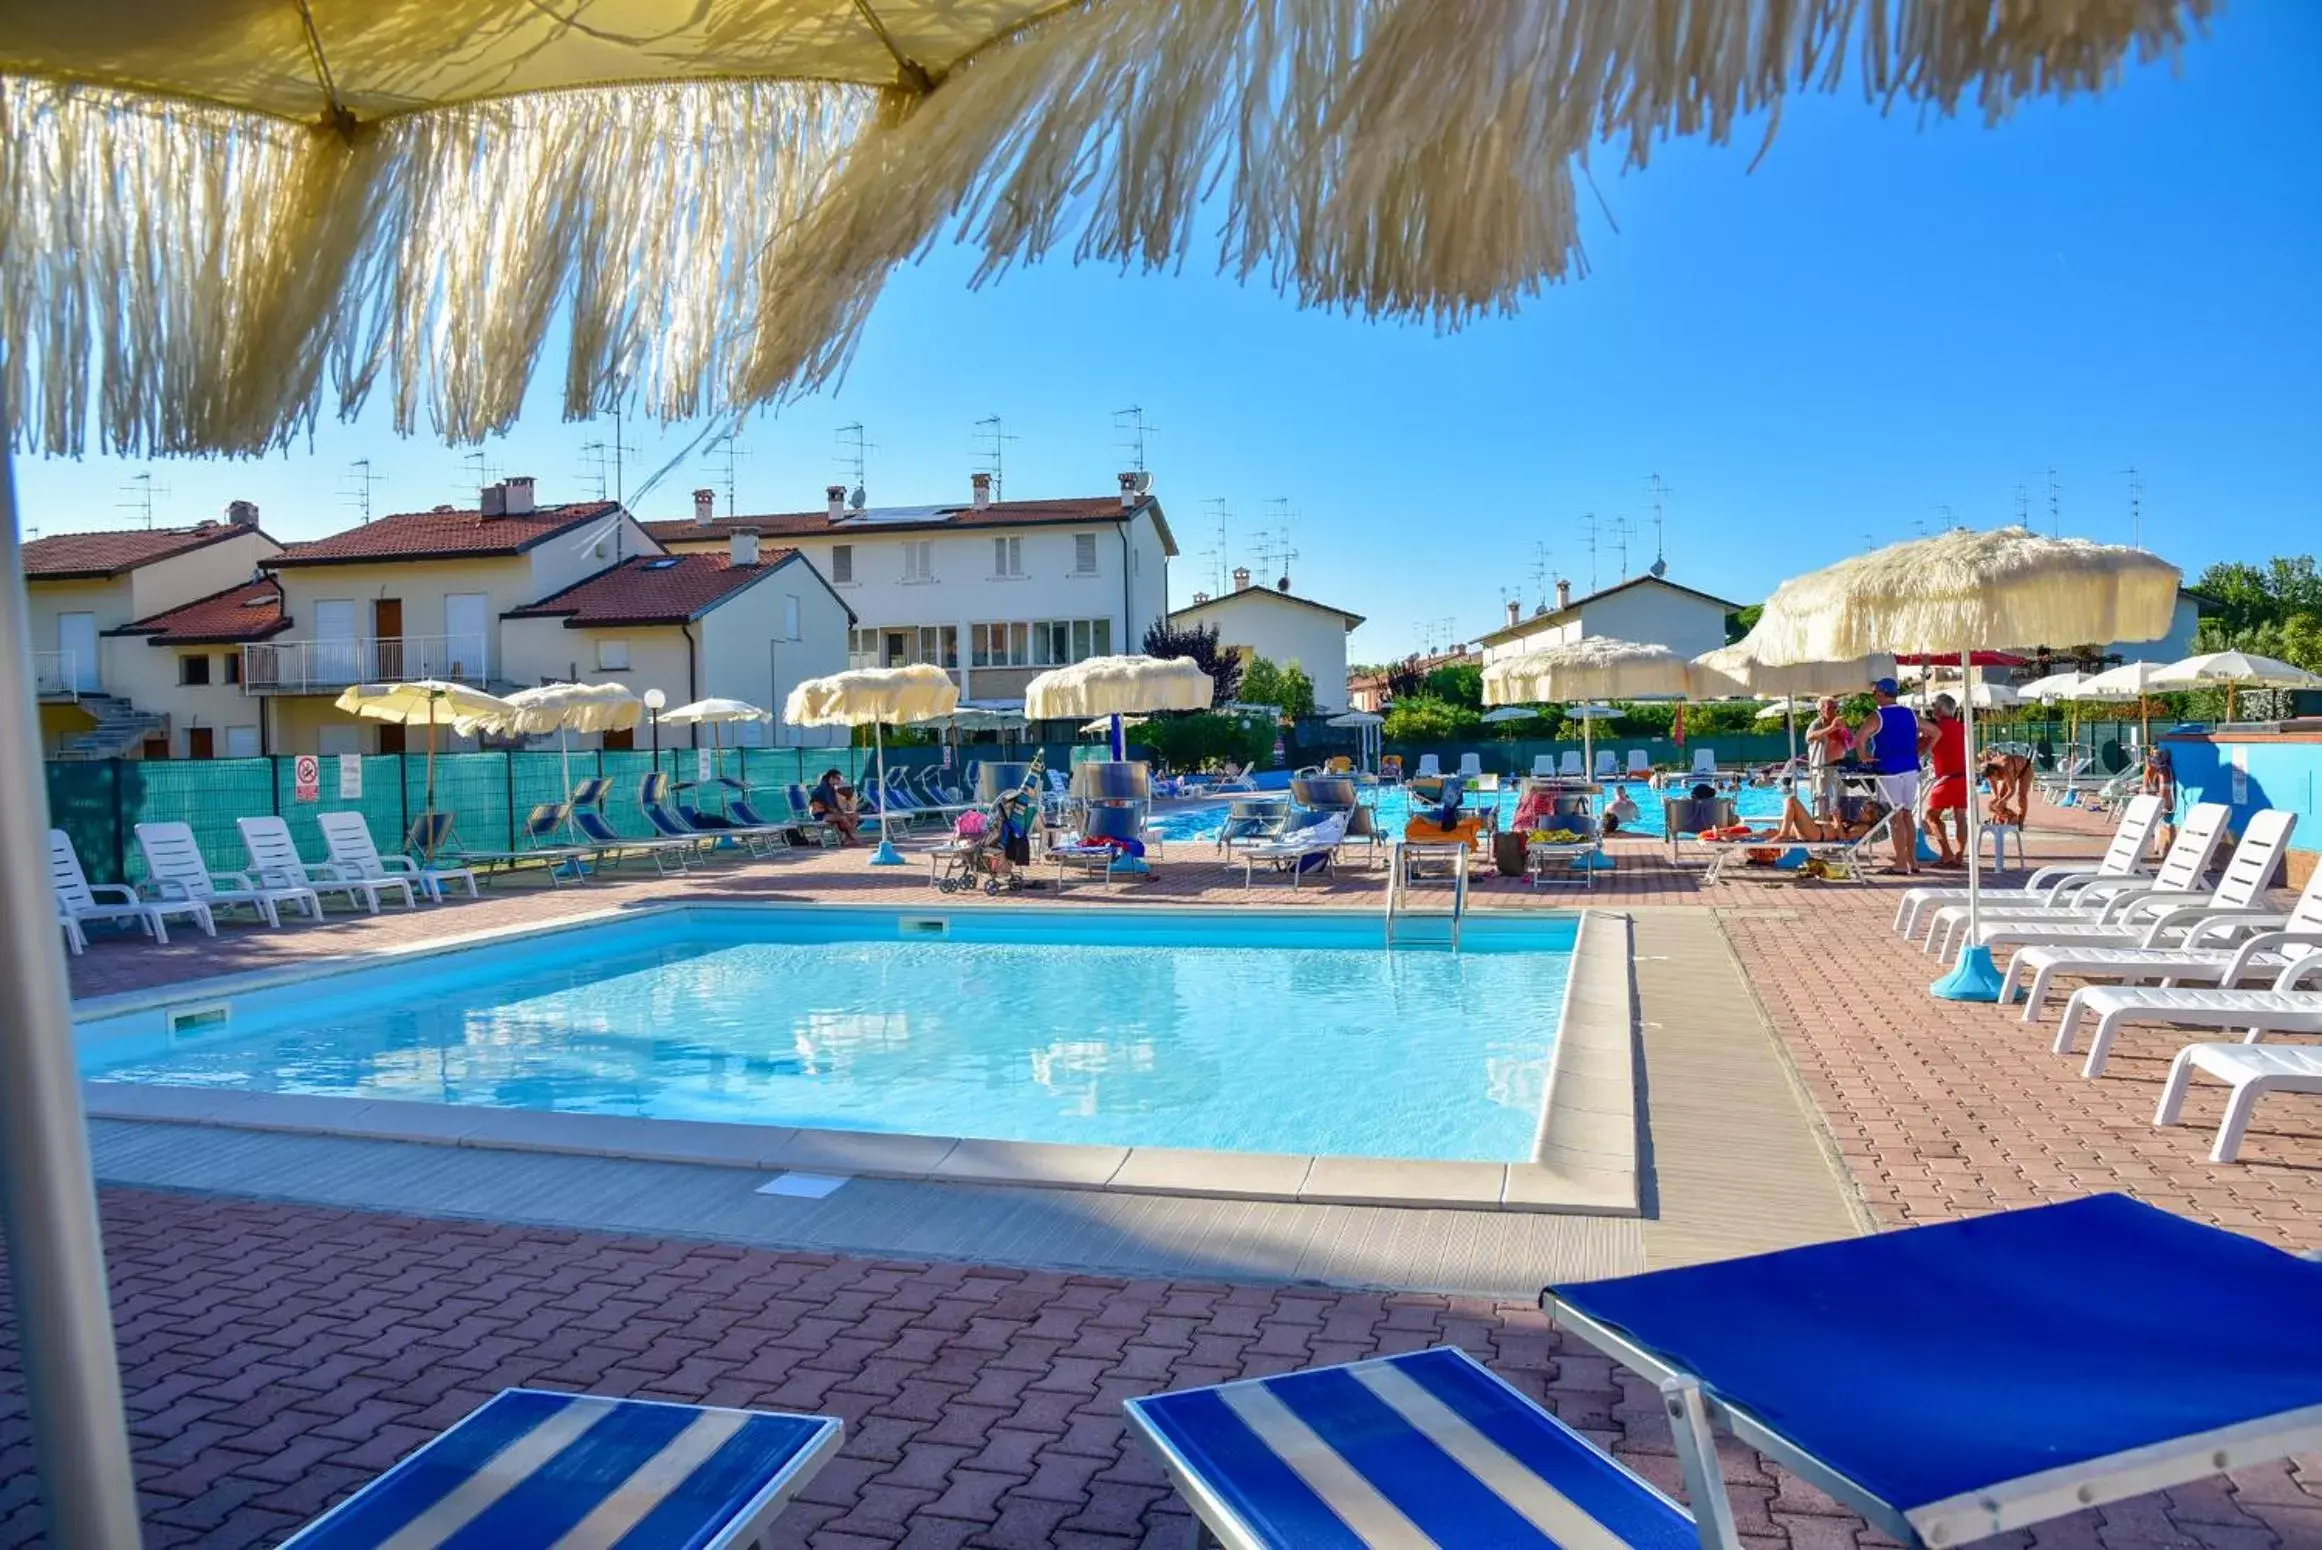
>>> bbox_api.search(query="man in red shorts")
[1922,693,1969,867]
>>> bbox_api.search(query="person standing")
[1921,693,1969,867]
[1864,677,1925,875]
[1804,696,1852,818]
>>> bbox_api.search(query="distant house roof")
[1475,574,1744,647]
[504,549,851,628]
[268,501,624,567]
[23,522,271,580]
[1169,584,1365,631]
[108,578,288,645]
[640,493,1179,556]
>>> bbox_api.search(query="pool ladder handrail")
[1384,841,1467,950]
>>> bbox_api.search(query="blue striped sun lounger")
[1124,1346,1695,1548]
[283,1388,841,1549]
[1543,1193,2322,1550]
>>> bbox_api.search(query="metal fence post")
[398,751,409,845]
[107,758,125,884]
[504,751,517,849]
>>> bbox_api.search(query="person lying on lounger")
[1714,793,1890,846]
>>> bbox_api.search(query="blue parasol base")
[1932,944,2005,1002]
[1109,856,1152,876]
[1576,850,1617,870]
[869,839,906,867]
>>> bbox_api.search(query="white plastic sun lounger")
[1894,793,2161,938]
[1691,748,1716,778]
[135,821,321,928]
[316,810,479,903]
[1416,754,1442,779]
[1558,750,1583,777]
[49,828,214,952]
[2157,1043,2322,1163]
[1627,749,1651,776]
[1456,752,1484,781]
[1923,802,2232,961]
[239,816,416,914]
[2054,953,2322,1079]
[1237,811,1349,889]
[1944,810,2295,968]
[1594,748,1618,777]
[2005,860,2322,1019]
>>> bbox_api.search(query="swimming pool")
[1149,781,1789,843]
[78,907,1580,1166]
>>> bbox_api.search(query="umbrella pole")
[869,719,904,866]
[1109,711,1125,761]
[1934,644,2002,1000]
[0,444,142,1542]
[424,697,439,861]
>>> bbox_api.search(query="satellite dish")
[1131,471,1152,494]
[1648,557,1668,578]
[848,484,867,510]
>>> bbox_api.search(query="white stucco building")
[1476,574,1743,665]
[1166,570,1366,712]
[645,474,1175,708]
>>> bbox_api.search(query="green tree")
[1239,655,1317,720]
[1141,619,1244,704]
[1726,603,1763,644]
[1382,695,1481,742]
[1422,661,1484,708]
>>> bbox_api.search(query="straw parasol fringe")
[2,1,2214,455]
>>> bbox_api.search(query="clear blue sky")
[16,5,2318,661]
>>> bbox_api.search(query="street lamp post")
[644,687,665,775]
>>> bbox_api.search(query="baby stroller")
[933,754,1045,895]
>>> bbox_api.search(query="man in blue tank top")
[1865,676,1931,876]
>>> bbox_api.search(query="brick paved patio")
[6,1189,2321,1550]
[15,796,2322,1545]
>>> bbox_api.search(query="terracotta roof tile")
[23,522,266,579]
[110,579,288,644]
[268,501,621,566]
[504,550,801,627]
[640,493,1163,546]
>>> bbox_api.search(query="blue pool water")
[79,908,1578,1163]
[1150,782,1788,843]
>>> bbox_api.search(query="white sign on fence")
[292,754,320,803]
[697,746,714,783]
[337,753,363,800]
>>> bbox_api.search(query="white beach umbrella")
[1081,713,1150,736]
[659,697,775,795]
[333,680,516,839]
[2018,670,2092,702]
[494,682,643,799]
[2150,650,2321,721]
[1749,527,2179,1001]
[783,666,959,865]
[2080,661,2174,748]
[1755,699,1808,722]
[1903,680,2021,711]
[1480,705,1539,724]
[1025,655,1213,759]
[1486,638,1718,786]
[1325,708,1384,771]
[1693,641,1897,699]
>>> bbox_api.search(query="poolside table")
[282,1388,841,1548]
[1541,1194,2322,1550]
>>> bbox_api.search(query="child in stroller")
[932,755,1046,894]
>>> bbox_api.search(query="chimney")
[1118,471,1140,509]
[1233,566,1252,592]
[826,484,848,521]
[503,476,536,515]
[692,488,717,526]
[1555,578,1573,609]
[971,472,993,510]
[729,528,761,567]
[226,499,260,528]
[1192,590,1210,605]
[479,482,507,518]
[1505,599,1521,627]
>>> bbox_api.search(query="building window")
[1073,533,1099,575]
[993,536,1023,577]
[853,625,956,671]
[180,654,212,687]
[222,653,241,685]
[831,544,854,584]
[596,639,631,671]
[974,619,1110,668]
[848,627,877,670]
[901,541,934,583]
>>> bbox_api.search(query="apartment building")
[1476,575,1744,666]
[25,507,283,756]
[643,474,1175,707]
[502,531,853,748]
[1167,568,1365,712]
[254,479,661,753]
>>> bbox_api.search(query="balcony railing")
[241,634,492,695]
[33,650,85,699]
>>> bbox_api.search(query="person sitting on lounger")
[809,768,863,847]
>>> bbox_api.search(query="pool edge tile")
[931,1139,1130,1188]
[1108,1148,1314,1200]
[759,1128,961,1179]
[1297,1157,1508,1210]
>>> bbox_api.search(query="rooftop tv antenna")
[1112,405,1155,474]
[1646,472,1669,577]
[2046,467,2061,538]
[1932,503,1955,532]
[1582,512,1599,593]
[706,431,749,517]
[117,470,168,529]
[1611,514,1635,580]
[2013,484,2030,525]
[1528,543,1553,610]
[2121,466,2143,548]
[973,414,1018,500]
[461,448,501,502]
[1201,497,1230,595]
[342,458,386,524]
[835,422,873,508]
